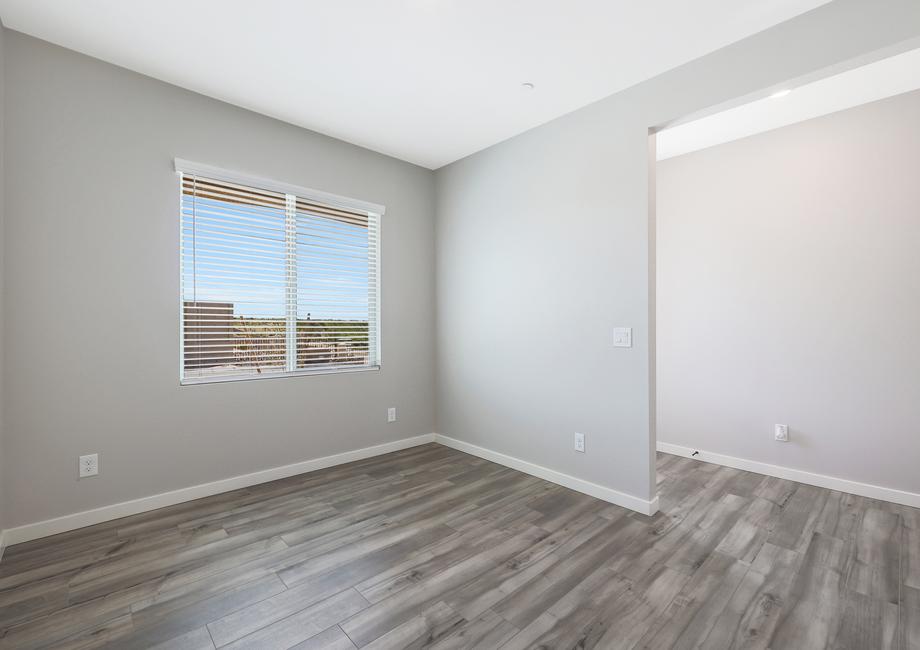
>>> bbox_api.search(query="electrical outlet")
[774,424,789,442]
[574,432,585,453]
[387,407,397,423]
[79,453,99,478]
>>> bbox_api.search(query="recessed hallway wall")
[657,88,920,496]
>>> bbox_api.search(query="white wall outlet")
[79,453,99,478]
[387,407,397,423]
[574,432,585,453]
[613,327,633,348]
[774,424,789,442]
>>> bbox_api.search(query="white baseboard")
[6,435,911,551]
[1,434,437,548]
[2,432,665,551]
[657,441,920,508]
[434,434,659,516]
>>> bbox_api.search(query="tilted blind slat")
[180,172,380,383]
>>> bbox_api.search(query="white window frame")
[176,159,384,385]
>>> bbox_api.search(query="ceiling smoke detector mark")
[521,82,535,91]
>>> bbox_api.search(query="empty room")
[0,1,917,649]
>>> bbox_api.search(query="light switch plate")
[613,327,632,348]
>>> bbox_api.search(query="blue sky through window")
[181,195,371,321]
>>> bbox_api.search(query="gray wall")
[0,19,5,535]
[435,0,920,505]
[657,89,920,494]
[3,0,920,531]
[2,32,436,528]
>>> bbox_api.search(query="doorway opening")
[650,46,920,508]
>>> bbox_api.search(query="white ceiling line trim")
[174,158,386,216]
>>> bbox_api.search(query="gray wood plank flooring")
[0,444,916,649]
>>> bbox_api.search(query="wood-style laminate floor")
[0,443,917,649]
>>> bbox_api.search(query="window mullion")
[368,214,380,366]
[284,194,297,372]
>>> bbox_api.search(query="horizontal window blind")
[180,171,380,383]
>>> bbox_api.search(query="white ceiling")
[0,0,831,169]
[657,47,920,160]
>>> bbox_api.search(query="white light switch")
[613,327,632,348]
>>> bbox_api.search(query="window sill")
[180,365,381,386]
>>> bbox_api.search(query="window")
[177,160,382,384]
